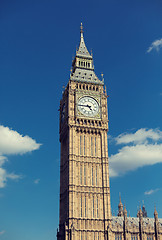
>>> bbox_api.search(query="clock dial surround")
[77,96,99,117]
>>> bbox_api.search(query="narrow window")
[95,137,97,156]
[81,232,83,240]
[80,135,82,155]
[94,232,95,240]
[84,135,85,155]
[93,196,95,217]
[131,235,138,240]
[81,195,82,217]
[80,165,82,185]
[147,236,153,240]
[84,165,86,185]
[98,232,99,240]
[115,234,122,240]
[96,165,97,186]
[97,198,98,218]
[92,165,93,186]
[79,61,80,66]
[85,196,86,217]
[91,137,93,156]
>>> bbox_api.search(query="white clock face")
[77,96,99,117]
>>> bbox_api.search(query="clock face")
[77,96,99,117]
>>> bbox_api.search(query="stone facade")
[57,24,162,240]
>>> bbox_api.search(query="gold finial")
[80,22,83,33]
[101,73,104,78]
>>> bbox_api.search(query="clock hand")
[78,104,91,109]
[87,105,92,110]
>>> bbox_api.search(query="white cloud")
[0,125,41,188]
[109,128,162,177]
[0,125,41,155]
[147,38,162,53]
[34,178,40,184]
[144,188,160,195]
[115,128,162,145]
[0,230,5,235]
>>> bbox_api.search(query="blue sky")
[0,0,162,239]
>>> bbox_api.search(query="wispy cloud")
[0,125,41,188]
[34,178,40,184]
[147,38,162,53]
[144,188,160,195]
[0,230,5,235]
[109,128,162,177]
[115,128,162,145]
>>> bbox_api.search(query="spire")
[123,204,127,218]
[142,202,147,218]
[154,206,158,220]
[118,193,123,217]
[70,24,103,85]
[76,23,92,58]
[138,206,143,220]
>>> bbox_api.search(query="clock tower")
[57,24,111,240]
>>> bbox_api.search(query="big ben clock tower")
[57,24,111,240]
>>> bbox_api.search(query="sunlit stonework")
[57,24,162,240]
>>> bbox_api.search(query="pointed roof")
[118,193,123,208]
[76,23,92,59]
[154,206,158,219]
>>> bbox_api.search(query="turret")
[118,194,123,217]
[154,207,159,240]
